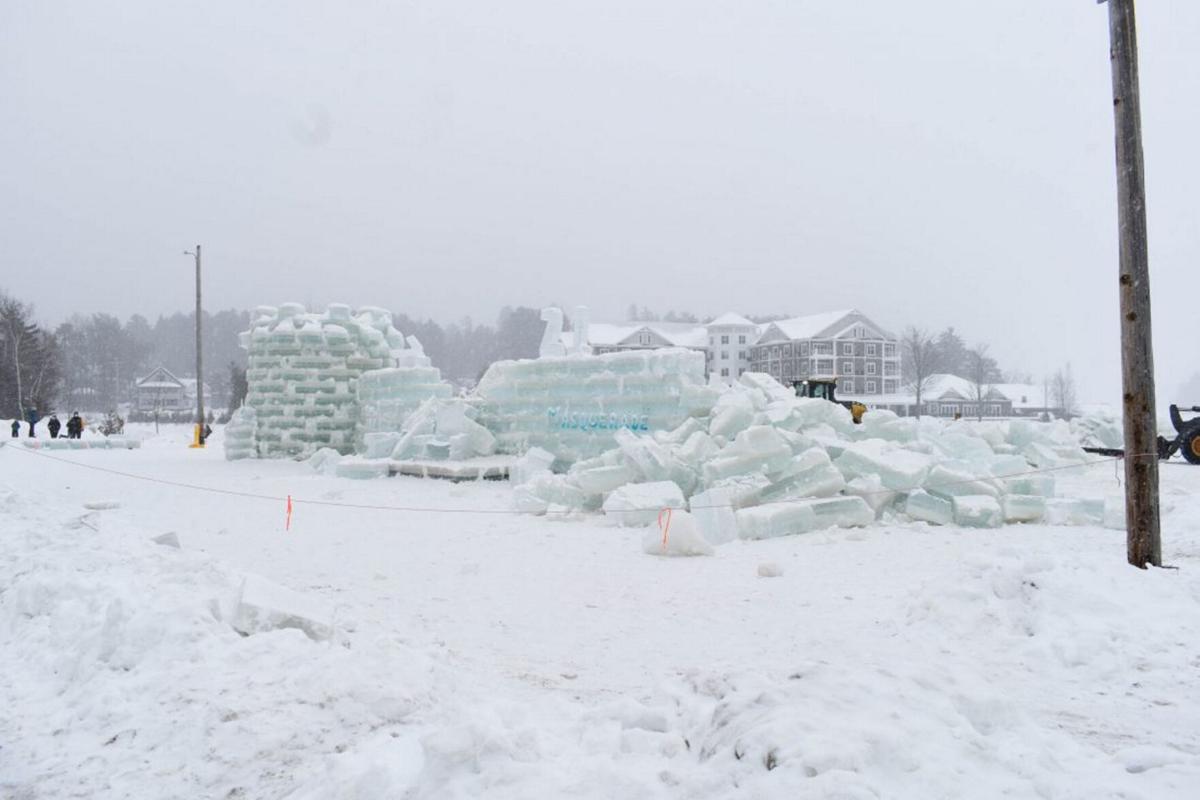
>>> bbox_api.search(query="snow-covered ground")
[3,423,1199,798]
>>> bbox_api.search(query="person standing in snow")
[67,411,82,439]
[10,420,19,438]
[26,408,38,437]
[47,414,61,439]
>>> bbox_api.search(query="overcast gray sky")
[2,1,1196,403]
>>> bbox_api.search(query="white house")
[135,367,212,412]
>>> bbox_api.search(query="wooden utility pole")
[1103,0,1160,568]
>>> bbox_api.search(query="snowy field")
[3,423,1200,799]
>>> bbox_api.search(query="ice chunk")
[952,495,1003,528]
[754,447,845,504]
[513,474,591,515]
[152,531,181,549]
[736,502,816,540]
[335,460,390,480]
[904,490,953,526]
[641,510,713,557]
[571,464,638,494]
[757,562,783,578]
[689,487,738,545]
[307,447,344,475]
[845,474,896,516]
[709,392,755,440]
[677,430,719,463]
[806,496,875,529]
[1044,498,1105,526]
[363,432,401,459]
[232,574,334,641]
[1003,473,1055,497]
[702,426,793,484]
[834,439,932,491]
[1002,494,1046,523]
[511,447,556,485]
[929,432,995,465]
[923,463,1000,499]
[602,481,685,527]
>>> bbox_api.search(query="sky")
[1,1,1197,404]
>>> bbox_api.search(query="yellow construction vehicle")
[792,377,867,424]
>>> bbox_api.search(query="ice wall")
[240,303,424,458]
[474,348,718,464]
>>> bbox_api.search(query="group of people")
[9,411,84,439]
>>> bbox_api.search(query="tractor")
[792,377,867,424]
[1082,404,1200,464]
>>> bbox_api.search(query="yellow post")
[189,423,205,449]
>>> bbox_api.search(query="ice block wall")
[241,303,413,458]
[357,366,455,440]
[474,348,718,464]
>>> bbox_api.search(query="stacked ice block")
[240,303,416,458]
[474,348,718,464]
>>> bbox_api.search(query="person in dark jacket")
[67,412,83,440]
[47,414,62,439]
[26,408,38,437]
[10,420,18,438]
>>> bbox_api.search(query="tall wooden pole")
[194,244,205,446]
[1104,0,1160,568]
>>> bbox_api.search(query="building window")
[800,342,809,356]
[843,380,856,393]
[841,343,853,356]
[866,362,877,375]
[638,332,651,345]
[738,350,747,360]
[884,363,898,376]
[866,343,877,356]
[721,351,728,360]
[941,404,957,416]
[842,361,854,374]
[772,347,781,358]
[884,343,896,357]
[866,380,877,393]
[738,335,746,344]
[720,367,729,377]
[721,335,729,345]
[812,342,831,355]
[885,381,897,394]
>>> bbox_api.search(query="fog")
[2,1,1197,403]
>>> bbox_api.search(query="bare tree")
[965,344,993,421]
[1051,363,1079,419]
[901,326,939,418]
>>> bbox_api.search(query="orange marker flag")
[286,495,293,531]
[657,507,673,554]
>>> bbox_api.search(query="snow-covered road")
[3,425,1199,798]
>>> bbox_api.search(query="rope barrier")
[1,441,1179,518]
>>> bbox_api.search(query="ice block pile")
[235,303,431,458]
[511,371,1103,539]
[223,406,258,461]
[474,348,720,465]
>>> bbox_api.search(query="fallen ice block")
[363,432,402,460]
[1044,498,1105,526]
[689,487,738,545]
[602,481,685,527]
[736,502,817,540]
[641,510,713,557]
[1003,474,1055,497]
[335,460,390,480]
[677,430,719,464]
[513,474,591,514]
[511,446,556,485]
[986,454,1030,479]
[834,439,932,491]
[929,432,995,465]
[904,490,953,526]
[571,463,638,494]
[307,447,344,475]
[806,496,875,529]
[660,417,705,444]
[709,393,755,441]
[952,495,1003,528]
[738,372,796,402]
[702,426,793,484]
[706,474,772,510]
[754,448,845,504]
[1002,494,1046,523]
[845,474,896,516]
[232,574,335,641]
[923,463,1000,499]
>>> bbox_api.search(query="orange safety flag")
[657,507,673,553]
[286,495,293,531]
